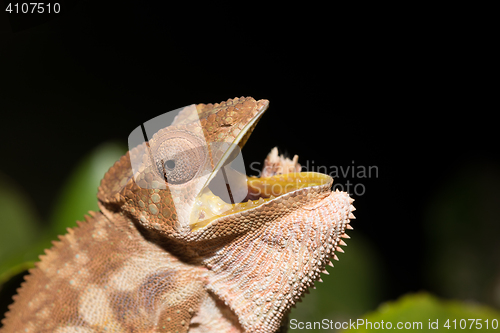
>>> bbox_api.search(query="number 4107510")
[444,319,499,329]
[6,3,60,13]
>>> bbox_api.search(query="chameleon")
[0,97,355,333]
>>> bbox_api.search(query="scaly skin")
[1,97,355,333]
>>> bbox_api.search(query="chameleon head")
[98,97,331,236]
[95,97,354,333]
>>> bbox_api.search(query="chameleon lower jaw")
[189,172,331,231]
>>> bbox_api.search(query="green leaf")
[0,142,126,287]
[0,173,41,285]
[342,293,500,332]
[49,141,126,236]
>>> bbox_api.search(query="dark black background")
[1,1,498,319]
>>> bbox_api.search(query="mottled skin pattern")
[1,97,355,333]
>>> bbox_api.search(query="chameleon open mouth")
[183,97,331,231]
[190,170,331,231]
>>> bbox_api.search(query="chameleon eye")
[164,159,176,170]
[153,136,206,185]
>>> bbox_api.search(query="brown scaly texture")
[1,97,355,333]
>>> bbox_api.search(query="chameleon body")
[1,97,355,333]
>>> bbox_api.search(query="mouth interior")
[189,172,330,231]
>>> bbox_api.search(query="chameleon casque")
[1,97,355,333]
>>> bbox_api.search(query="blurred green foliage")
[424,162,500,308]
[343,293,500,332]
[49,142,127,237]
[0,173,42,286]
[0,142,126,287]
